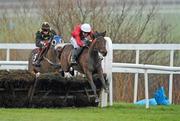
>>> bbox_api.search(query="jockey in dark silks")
[70,23,94,65]
[33,22,57,67]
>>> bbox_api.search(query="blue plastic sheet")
[135,98,157,105]
[135,86,170,106]
[154,86,170,105]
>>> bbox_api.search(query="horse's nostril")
[104,51,107,56]
[101,51,107,56]
[99,49,107,56]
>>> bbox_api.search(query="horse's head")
[92,31,107,57]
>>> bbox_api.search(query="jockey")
[70,23,94,65]
[33,22,57,67]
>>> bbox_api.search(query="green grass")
[0,103,180,121]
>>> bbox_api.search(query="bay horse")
[59,31,108,102]
[28,35,63,75]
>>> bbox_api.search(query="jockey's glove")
[40,41,49,48]
[83,38,90,46]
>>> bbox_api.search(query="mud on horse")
[28,35,63,76]
[59,31,108,102]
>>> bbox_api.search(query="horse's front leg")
[97,67,109,93]
[86,71,99,102]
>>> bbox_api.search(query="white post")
[169,74,173,104]
[134,50,139,103]
[103,37,113,106]
[6,48,10,61]
[169,50,174,104]
[100,89,108,107]
[101,54,108,107]
[6,48,10,71]
[144,69,149,108]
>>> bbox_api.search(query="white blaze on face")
[98,52,104,60]
[55,43,65,50]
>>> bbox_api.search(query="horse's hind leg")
[86,71,99,102]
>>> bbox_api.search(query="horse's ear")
[101,31,106,37]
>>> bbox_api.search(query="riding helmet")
[41,22,50,30]
[80,23,91,33]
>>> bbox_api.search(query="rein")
[43,56,60,68]
[42,39,61,68]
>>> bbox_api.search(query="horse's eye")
[52,40,56,45]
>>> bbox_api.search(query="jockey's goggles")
[42,29,49,32]
[82,31,90,34]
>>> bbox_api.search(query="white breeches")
[70,37,80,48]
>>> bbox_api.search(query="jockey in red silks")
[70,23,94,65]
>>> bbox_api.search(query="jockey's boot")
[76,47,83,57]
[70,48,77,65]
